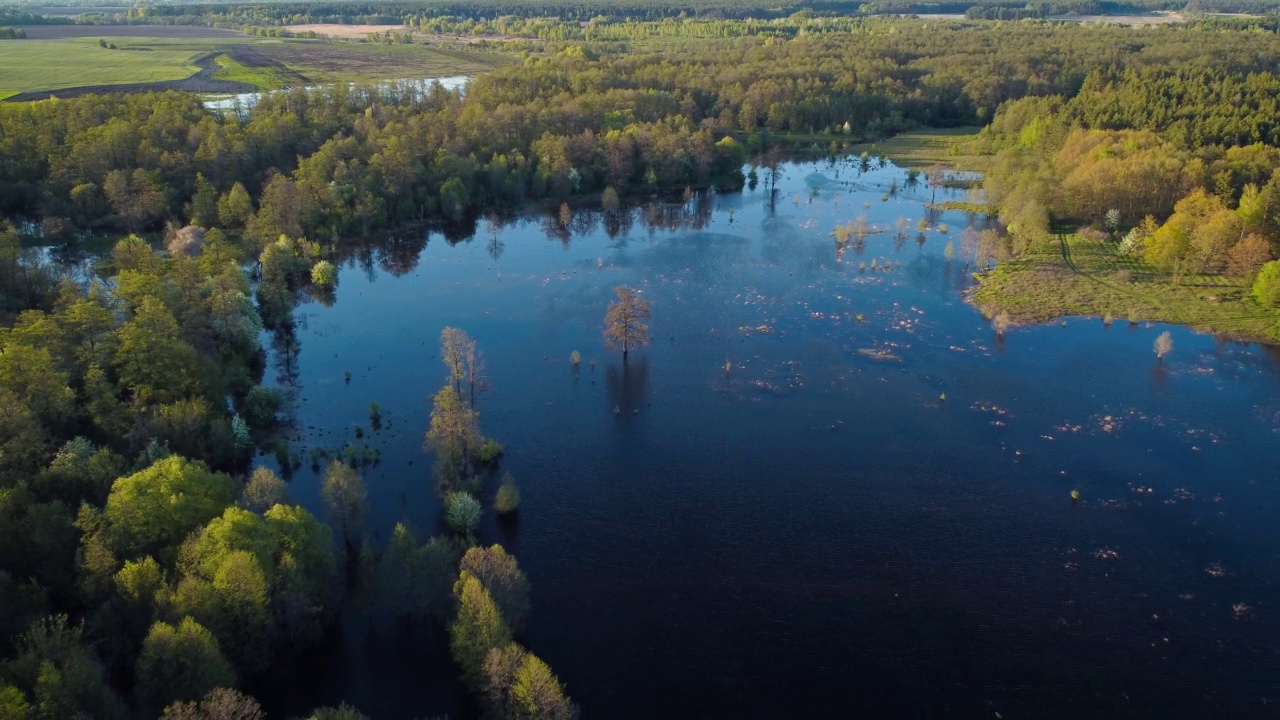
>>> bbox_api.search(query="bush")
[1077,226,1109,242]
[477,438,503,465]
[1252,260,1280,307]
[242,386,281,430]
[444,492,481,534]
[311,260,337,286]
[495,480,520,515]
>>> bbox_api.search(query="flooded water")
[203,75,470,111]
[258,158,1280,717]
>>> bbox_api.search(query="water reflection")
[605,356,650,420]
[248,155,1280,718]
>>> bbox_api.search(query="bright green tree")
[460,545,530,633]
[189,173,219,228]
[216,182,253,229]
[114,297,203,405]
[104,456,235,557]
[1253,260,1280,307]
[450,572,511,690]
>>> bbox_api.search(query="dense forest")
[5,20,1280,241]
[3,11,1280,719]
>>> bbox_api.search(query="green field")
[210,53,291,90]
[970,234,1280,343]
[0,33,510,98]
[853,127,988,172]
[0,38,201,95]
[253,42,508,84]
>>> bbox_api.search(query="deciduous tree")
[603,286,651,359]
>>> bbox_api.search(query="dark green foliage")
[241,386,282,430]
[135,617,236,714]
[6,21,1280,240]
[5,615,124,720]
[376,524,465,623]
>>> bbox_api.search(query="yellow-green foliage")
[972,234,1280,342]
[211,54,288,90]
[105,456,236,556]
[450,572,511,690]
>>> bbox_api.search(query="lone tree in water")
[603,286,651,359]
[1154,331,1174,362]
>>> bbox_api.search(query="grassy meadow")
[0,38,201,95]
[0,31,509,98]
[970,234,1280,343]
[855,126,989,172]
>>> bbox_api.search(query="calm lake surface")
[257,158,1280,717]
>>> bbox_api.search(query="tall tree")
[450,572,511,690]
[603,286,651,359]
[321,462,367,544]
[135,618,236,714]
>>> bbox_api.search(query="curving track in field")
[3,45,307,102]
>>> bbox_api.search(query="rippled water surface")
[258,158,1280,717]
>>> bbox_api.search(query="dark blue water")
[262,159,1280,717]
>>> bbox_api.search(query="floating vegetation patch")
[857,347,902,362]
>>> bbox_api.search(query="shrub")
[992,311,1010,336]
[1252,260,1280,306]
[1077,226,1109,242]
[495,480,520,515]
[477,439,504,465]
[569,350,581,365]
[242,386,281,429]
[444,492,481,534]
[311,260,337,286]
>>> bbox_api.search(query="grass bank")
[210,53,290,90]
[969,233,1280,343]
[852,126,988,172]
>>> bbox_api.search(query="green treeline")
[6,21,1280,243]
[76,0,1280,29]
[982,62,1280,291]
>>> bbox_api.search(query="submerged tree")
[450,572,511,690]
[461,545,530,633]
[483,643,579,720]
[321,462,367,543]
[1154,331,1174,361]
[425,383,482,491]
[992,311,1011,337]
[440,327,489,409]
[603,286,652,359]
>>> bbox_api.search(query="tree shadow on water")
[606,356,650,424]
